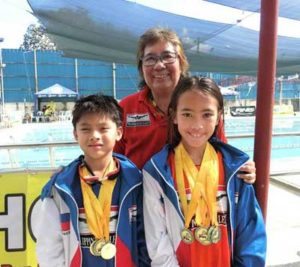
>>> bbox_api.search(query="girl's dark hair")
[72,94,122,128]
[168,76,224,148]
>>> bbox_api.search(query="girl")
[142,76,266,267]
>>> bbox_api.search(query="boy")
[36,94,150,267]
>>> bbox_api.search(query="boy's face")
[73,112,122,167]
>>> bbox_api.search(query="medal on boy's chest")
[175,143,221,245]
[79,160,118,259]
[89,239,117,259]
[90,239,106,256]
[101,242,117,260]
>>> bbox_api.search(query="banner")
[230,106,256,117]
[0,171,51,267]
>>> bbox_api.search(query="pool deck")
[267,172,300,266]
[0,121,299,265]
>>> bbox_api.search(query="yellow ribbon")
[79,159,117,241]
[175,142,219,228]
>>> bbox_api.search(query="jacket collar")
[45,154,142,200]
[149,145,174,183]
[151,139,249,182]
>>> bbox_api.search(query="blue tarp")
[27,0,300,75]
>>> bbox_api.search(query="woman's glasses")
[141,51,178,67]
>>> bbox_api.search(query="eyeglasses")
[141,51,178,67]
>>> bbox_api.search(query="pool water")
[225,116,300,160]
[1,116,299,169]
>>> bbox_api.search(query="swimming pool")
[1,116,300,171]
[225,116,300,160]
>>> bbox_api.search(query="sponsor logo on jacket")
[126,113,150,127]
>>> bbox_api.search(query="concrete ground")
[266,174,300,267]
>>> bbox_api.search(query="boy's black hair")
[72,94,123,128]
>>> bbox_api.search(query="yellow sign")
[0,171,51,267]
[273,104,294,115]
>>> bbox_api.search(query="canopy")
[34,83,78,112]
[27,0,300,75]
[35,83,78,98]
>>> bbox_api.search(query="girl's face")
[174,88,220,156]
[142,40,181,96]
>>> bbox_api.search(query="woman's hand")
[237,160,256,184]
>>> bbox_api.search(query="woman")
[114,27,255,182]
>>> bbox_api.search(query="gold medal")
[90,239,105,256]
[181,228,194,244]
[101,242,117,260]
[195,226,211,245]
[175,143,220,244]
[208,225,221,244]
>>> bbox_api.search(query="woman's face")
[142,41,182,96]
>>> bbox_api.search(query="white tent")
[34,83,78,112]
[35,83,78,98]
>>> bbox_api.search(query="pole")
[75,58,79,93]
[0,40,4,115]
[298,90,300,112]
[34,49,38,93]
[279,79,282,105]
[112,62,116,98]
[254,0,279,220]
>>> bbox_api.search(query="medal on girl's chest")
[175,143,221,246]
[208,225,221,244]
[194,226,210,245]
[194,225,221,245]
[180,228,194,244]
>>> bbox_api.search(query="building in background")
[1,49,299,116]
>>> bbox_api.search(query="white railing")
[0,132,300,173]
[0,141,80,170]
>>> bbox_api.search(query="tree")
[20,24,57,50]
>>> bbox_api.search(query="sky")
[138,0,300,38]
[0,0,38,48]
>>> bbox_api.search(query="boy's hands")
[237,160,256,184]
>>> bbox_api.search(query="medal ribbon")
[79,159,117,242]
[175,142,219,228]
